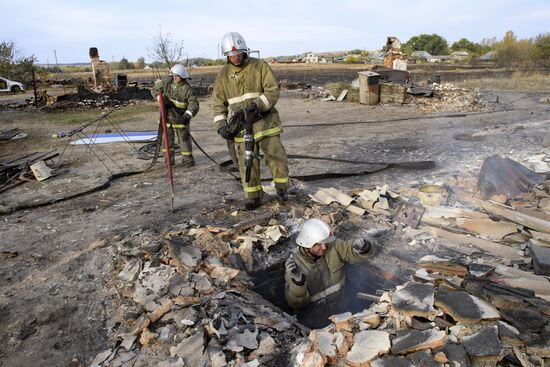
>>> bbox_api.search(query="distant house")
[428,55,451,63]
[318,56,334,64]
[479,51,496,61]
[450,51,470,61]
[410,51,432,63]
[369,51,386,64]
[305,53,319,63]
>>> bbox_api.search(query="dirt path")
[1,89,549,366]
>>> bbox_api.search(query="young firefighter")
[152,64,199,167]
[285,218,375,328]
[211,32,290,210]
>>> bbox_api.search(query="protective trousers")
[236,135,289,198]
[160,122,192,157]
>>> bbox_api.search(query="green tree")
[135,57,146,69]
[494,31,520,67]
[533,32,550,67]
[118,57,133,70]
[0,40,37,83]
[403,34,449,55]
[451,38,475,52]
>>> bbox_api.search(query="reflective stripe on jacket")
[284,238,373,310]
[211,57,282,141]
[152,76,199,121]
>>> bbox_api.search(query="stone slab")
[435,288,500,324]
[462,325,502,357]
[434,343,469,367]
[406,350,444,367]
[371,356,413,367]
[391,329,447,355]
[346,330,390,367]
[391,282,437,319]
[530,243,550,276]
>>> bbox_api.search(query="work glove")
[244,102,261,124]
[353,236,373,254]
[217,123,234,141]
[178,112,191,124]
[286,260,305,285]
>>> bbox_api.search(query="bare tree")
[148,28,184,69]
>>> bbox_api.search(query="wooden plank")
[424,205,489,219]
[429,227,523,261]
[455,218,518,240]
[529,229,550,243]
[481,201,550,234]
[531,238,550,248]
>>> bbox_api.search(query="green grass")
[46,102,157,126]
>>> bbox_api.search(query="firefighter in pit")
[285,219,375,329]
[152,64,199,167]
[212,32,289,210]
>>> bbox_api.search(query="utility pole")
[217,43,220,60]
[53,49,59,66]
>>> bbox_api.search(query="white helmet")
[296,219,335,248]
[170,64,189,79]
[221,32,249,57]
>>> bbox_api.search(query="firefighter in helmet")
[212,32,290,210]
[152,64,199,167]
[284,219,375,328]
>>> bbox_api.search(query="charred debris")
[67,154,550,367]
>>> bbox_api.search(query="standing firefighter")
[152,64,199,167]
[212,32,290,210]
[285,219,375,329]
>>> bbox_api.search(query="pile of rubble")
[88,220,307,367]
[292,254,550,366]
[76,155,550,366]
[36,86,153,111]
[411,83,489,113]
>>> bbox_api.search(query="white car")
[0,77,25,93]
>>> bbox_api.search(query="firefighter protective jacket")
[284,239,373,327]
[152,76,199,126]
[211,57,282,141]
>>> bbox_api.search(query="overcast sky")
[2,0,549,64]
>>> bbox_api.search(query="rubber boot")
[277,188,288,202]
[244,197,261,211]
[182,155,195,167]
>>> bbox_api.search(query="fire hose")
[158,90,175,212]
[244,112,255,183]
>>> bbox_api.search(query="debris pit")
[292,254,550,367]
[83,155,550,365]
[93,190,418,366]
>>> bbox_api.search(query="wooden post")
[32,67,38,108]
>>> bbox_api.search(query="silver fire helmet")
[221,32,249,57]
